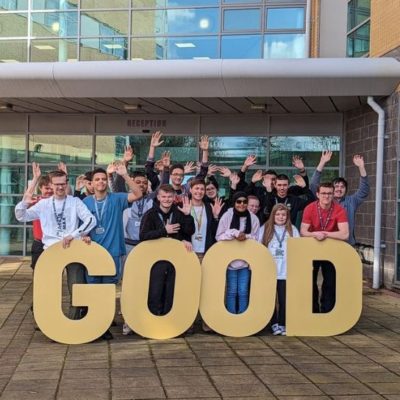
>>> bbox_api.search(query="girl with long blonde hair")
[259,204,300,335]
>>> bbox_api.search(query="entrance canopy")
[0,58,399,114]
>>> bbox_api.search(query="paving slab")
[2,260,400,399]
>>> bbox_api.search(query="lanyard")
[52,197,67,232]
[275,197,288,206]
[94,194,108,227]
[191,205,204,232]
[317,203,334,231]
[135,197,146,219]
[273,227,287,248]
[158,212,172,226]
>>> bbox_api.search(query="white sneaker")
[271,323,282,335]
[122,323,133,336]
[279,325,286,336]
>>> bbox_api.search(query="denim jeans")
[226,267,251,314]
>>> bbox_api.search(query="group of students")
[14,132,369,339]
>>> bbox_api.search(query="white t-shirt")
[259,224,300,279]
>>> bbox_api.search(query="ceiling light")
[193,57,210,60]
[104,44,123,49]
[0,59,18,63]
[251,104,266,110]
[34,45,56,50]
[124,104,141,110]
[131,57,144,60]
[199,18,209,29]
[0,103,13,110]
[51,21,60,32]
[175,42,196,48]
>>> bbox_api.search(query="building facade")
[0,0,399,290]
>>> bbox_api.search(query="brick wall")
[345,92,400,288]
[370,0,400,57]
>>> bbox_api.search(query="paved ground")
[1,258,400,400]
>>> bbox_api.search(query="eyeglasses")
[235,199,248,205]
[171,173,184,177]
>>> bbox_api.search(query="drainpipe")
[367,96,385,289]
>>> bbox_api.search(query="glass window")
[266,7,305,30]
[31,39,77,62]
[221,35,262,59]
[223,0,261,3]
[0,135,26,163]
[347,21,370,57]
[209,136,267,167]
[0,226,24,255]
[0,0,28,10]
[348,0,370,31]
[0,40,27,63]
[166,8,219,35]
[0,196,23,225]
[80,37,128,60]
[31,12,78,37]
[32,0,78,10]
[132,0,219,6]
[264,33,305,58]
[0,166,25,195]
[95,135,198,166]
[269,136,340,168]
[81,11,129,36]
[131,10,165,36]
[0,13,28,37]
[28,135,93,164]
[81,0,129,8]
[223,9,261,31]
[131,37,165,60]
[167,36,218,59]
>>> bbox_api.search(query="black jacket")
[201,202,219,253]
[140,205,195,242]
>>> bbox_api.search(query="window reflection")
[266,7,305,30]
[131,10,165,36]
[131,37,165,60]
[0,13,28,37]
[32,0,78,10]
[81,0,128,8]
[221,35,261,59]
[0,0,28,10]
[347,21,370,57]
[81,11,129,36]
[167,36,218,59]
[132,0,219,6]
[0,227,24,256]
[31,12,78,37]
[31,39,77,62]
[166,8,219,34]
[0,135,26,163]
[80,37,128,60]
[0,40,27,62]
[223,9,261,31]
[264,33,305,58]
[0,167,25,195]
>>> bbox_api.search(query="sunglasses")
[235,199,248,205]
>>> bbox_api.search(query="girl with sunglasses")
[216,192,260,314]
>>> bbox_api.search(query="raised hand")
[292,155,304,171]
[75,174,86,191]
[320,150,332,165]
[262,174,274,191]
[106,162,117,176]
[243,155,257,169]
[199,135,209,151]
[230,173,240,189]
[123,145,135,163]
[150,131,164,148]
[58,161,67,175]
[177,196,191,215]
[155,160,164,172]
[219,166,232,178]
[353,154,364,168]
[251,169,263,183]
[165,222,181,234]
[211,197,223,218]
[293,174,306,188]
[32,162,41,180]
[115,163,128,176]
[207,164,218,176]
[184,161,196,175]
[22,191,35,206]
[161,151,171,168]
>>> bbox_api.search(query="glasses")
[235,199,248,205]
[319,192,333,196]
[171,173,184,177]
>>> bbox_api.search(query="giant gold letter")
[34,241,116,344]
[121,238,201,339]
[199,240,276,337]
[286,238,362,336]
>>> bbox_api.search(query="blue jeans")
[86,255,121,284]
[226,267,251,314]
